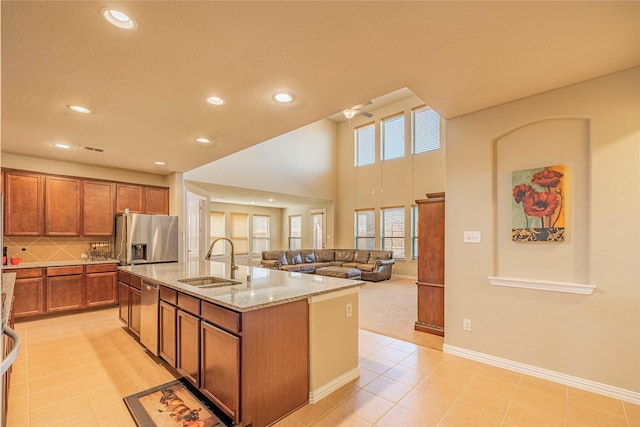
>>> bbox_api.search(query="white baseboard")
[443,344,640,404]
[308,367,360,404]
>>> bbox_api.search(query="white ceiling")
[2,1,639,177]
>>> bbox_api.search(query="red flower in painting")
[532,167,563,189]
[513,184,533,203]
[522,191,559,218]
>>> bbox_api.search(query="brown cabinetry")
[145,187,169,215]
[9,268,45,318]
[415,193,445,337]
[177,309,200,387]
[201,321,240,421]
[4,171,43,236]
[159,300,177,367]
[45,176,81,236]
[3,168,170,237]
[129,275,142,337]
[118,271,130,325]
[83,180,115,236]
[46,266,84,312]
[85,264,118,307]
[116,184,144,214]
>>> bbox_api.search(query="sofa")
[260,249,395,282]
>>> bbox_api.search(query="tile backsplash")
[3,236,113,263]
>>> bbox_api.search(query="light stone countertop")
[2,272,16,328]
[119,261,364,312]
[1,259,119,270]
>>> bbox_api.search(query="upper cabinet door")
[45,176,81,236]
[4,171,44,236]
[145,187,169,215]
[116,184,144,214]
[83,180,115,236]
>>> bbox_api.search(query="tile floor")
[6,308,639,427]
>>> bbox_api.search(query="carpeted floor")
[358,276,444,351]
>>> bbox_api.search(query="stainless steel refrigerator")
[114,213,178,265]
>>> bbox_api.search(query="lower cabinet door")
[129,287,142,337]
[86,272,117,307]
[13,278,45,318]
[46,275,83,312]
[177,310,200,387]
[159,301,177,367]
[118,282,130,325]
[200,321,240,422]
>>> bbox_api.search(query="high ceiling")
[2,1,638,176]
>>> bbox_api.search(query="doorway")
[310,209,326,249]
[186,192,205,263]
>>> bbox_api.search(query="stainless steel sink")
[177,276,241,288]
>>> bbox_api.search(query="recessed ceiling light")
[154,161,166,166]
[207,96,225,106]
[195,137,211,144]
[102,9,137,30]
[68,105,92,114]
[54,143,72,150]
[268,198,274,202]
[273,93,294,103]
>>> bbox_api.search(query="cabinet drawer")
[6,268,43,279]
[118,271,130,284]
[47,266,83,276]
[129,274,142,290]
[201,301,240,334]
[86,263,117,273]
[178,293,200,315]
[160,286,177,304]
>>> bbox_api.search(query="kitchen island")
[119,261,362,427]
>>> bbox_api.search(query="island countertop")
[119,261,364,312]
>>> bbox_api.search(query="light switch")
[464,231,481,243]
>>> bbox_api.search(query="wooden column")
[415,192,445,336]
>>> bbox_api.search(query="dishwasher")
[140,279,160,356]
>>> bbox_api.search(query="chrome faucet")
[205,237,238,278]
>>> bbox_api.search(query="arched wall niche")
[491,118,592,293]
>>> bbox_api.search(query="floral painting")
[512,165,565,242]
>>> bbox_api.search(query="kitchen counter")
[119,260,363,312]
[1,273,16,329]
[2,259,119,270]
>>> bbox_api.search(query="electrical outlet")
[346,303,353,318]
[463,318,472,331]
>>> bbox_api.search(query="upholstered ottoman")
[315,266,361,280]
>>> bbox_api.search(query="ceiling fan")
[342,101,373,120]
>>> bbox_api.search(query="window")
[413,107,440,154]
[209,211,226,256]
[411,205,419,259]
[355,209,375,250]
[230,212,249,255]
[381,207,405,259]
[310,210,324,249]
[382,114,405,160]
[355,123,375,166]
[252,215,270,255]
[289,215,302,250]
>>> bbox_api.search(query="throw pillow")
[301,250,316,263]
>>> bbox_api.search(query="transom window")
[382,114,405,160]
[413,107,440,154]
[355,123,375,166]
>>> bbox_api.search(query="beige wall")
[335,95,446,277]
[444,67,639,392]
[2,153,171,187]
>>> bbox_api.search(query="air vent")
[83,146,105,153]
